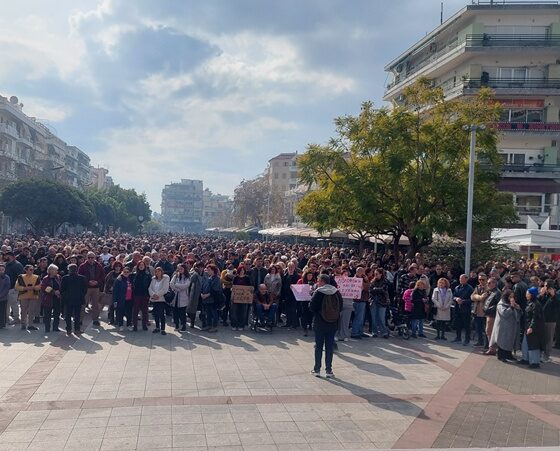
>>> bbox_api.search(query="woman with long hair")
[170,264,190,332]
[149,267,170,335]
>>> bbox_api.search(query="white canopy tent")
[491,229,560,249]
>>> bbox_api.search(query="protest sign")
[335,276,363,299]
[231,285,254,304]
[290,284,312,302]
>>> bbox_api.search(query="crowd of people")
[0,233,558,375]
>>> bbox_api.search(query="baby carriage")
[387,305,410,340]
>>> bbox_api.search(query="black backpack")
[321,293,340,323]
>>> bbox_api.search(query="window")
[527,110,544,123]
[498,67,527,80]
[511,109,527,122]
[512,153,525,164]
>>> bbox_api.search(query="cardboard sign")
[290,284,312,302]
[231,285,254,304]
[335,276,363,299]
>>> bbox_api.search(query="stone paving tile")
[433,402,560,448]
[478,357,560,395]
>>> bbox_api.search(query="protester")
[40,264,62,333]
[310,274,343,378]
[60,264,87,335]
[520,287,545,368]
[149,267,170,335]
[491,290,520,363]
[432,277,452,340]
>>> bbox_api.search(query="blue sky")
[0,0,468,212]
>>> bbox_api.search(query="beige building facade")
[384,1,560,228]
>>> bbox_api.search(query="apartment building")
[90,166,114,190]
[202,188,233,228]
[161,179,204,232]
[0,94,93,189]
[384,1,560,228]
[268,152,299,194]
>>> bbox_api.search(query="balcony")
[501,164,560,174]
[493,122,560,134]
[465,33,560,48]
[0,123,18,139]
[464,77,560,90]
[386,33,560,94]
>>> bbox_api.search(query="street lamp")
[463,124,486,274]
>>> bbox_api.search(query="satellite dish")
[9,96,18,104]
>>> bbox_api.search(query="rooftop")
[385,0,560,70]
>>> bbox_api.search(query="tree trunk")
[392,235,401,263]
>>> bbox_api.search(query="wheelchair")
[249,302,277,332]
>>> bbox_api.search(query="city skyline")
[0,0,468,211]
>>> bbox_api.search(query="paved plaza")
[0,321,558,450]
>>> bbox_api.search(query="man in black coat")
[61,264,88,335]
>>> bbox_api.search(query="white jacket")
[170,273,190,308]
[148,274,170,303]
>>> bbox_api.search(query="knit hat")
[527,286,539,297]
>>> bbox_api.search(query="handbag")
[164,289,175,304]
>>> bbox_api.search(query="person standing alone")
[310,274,343,378]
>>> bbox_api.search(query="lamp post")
[463,124,486,274]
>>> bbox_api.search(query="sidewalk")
[0,322,558,450]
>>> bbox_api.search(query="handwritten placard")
[335,276,363,299]
[290,284,312,302]
[231,285,254,304]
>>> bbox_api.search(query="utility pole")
[463,124,485,274]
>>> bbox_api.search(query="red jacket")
[78,261,105,290]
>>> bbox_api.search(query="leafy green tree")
[0,179,95,234]
[297,78,516,256]
[86,185,152,233]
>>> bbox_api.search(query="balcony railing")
[465,77,560,89]
[0,123,18,139]
[494,122,560,132]
[386,33,560,93]
[516,205,552,215]
[465,33,560,48]
[501,164,560,173]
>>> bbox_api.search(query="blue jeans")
[372,304,387,336]
[204,303,218,328]
[522,335,540,365]
[351,302,366,336]
[411,319,424,336]
[255,303,277,324]
[314,328,336,372]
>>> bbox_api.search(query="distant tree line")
[0,179,151,235]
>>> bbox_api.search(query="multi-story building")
[384,1,560,228]
[202,188,233,228]
[268,152,299,194]
[90,166,113,190]
[161,179,204,232]
[0,94,95,189]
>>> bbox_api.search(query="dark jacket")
[250,267,268,291]
[525,299,546,351]
[410,288,428,320]
[282,270,300,303]
[132,270,152,297]
[60,273,88,306]
[309,284,343,332]
[454,283,474,315]
[40,275,61,308]
[369,279,390,307]
[5,260,23,289]
[113,275,133,305]
[0,274,10,300]
[539,293,560,324]
[483,288,501,318]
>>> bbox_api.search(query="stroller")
[387,305,410,340]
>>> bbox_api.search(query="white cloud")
[22,97,73,123]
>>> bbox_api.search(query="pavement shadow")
[325,377,429,419]
[336,352,405,380]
